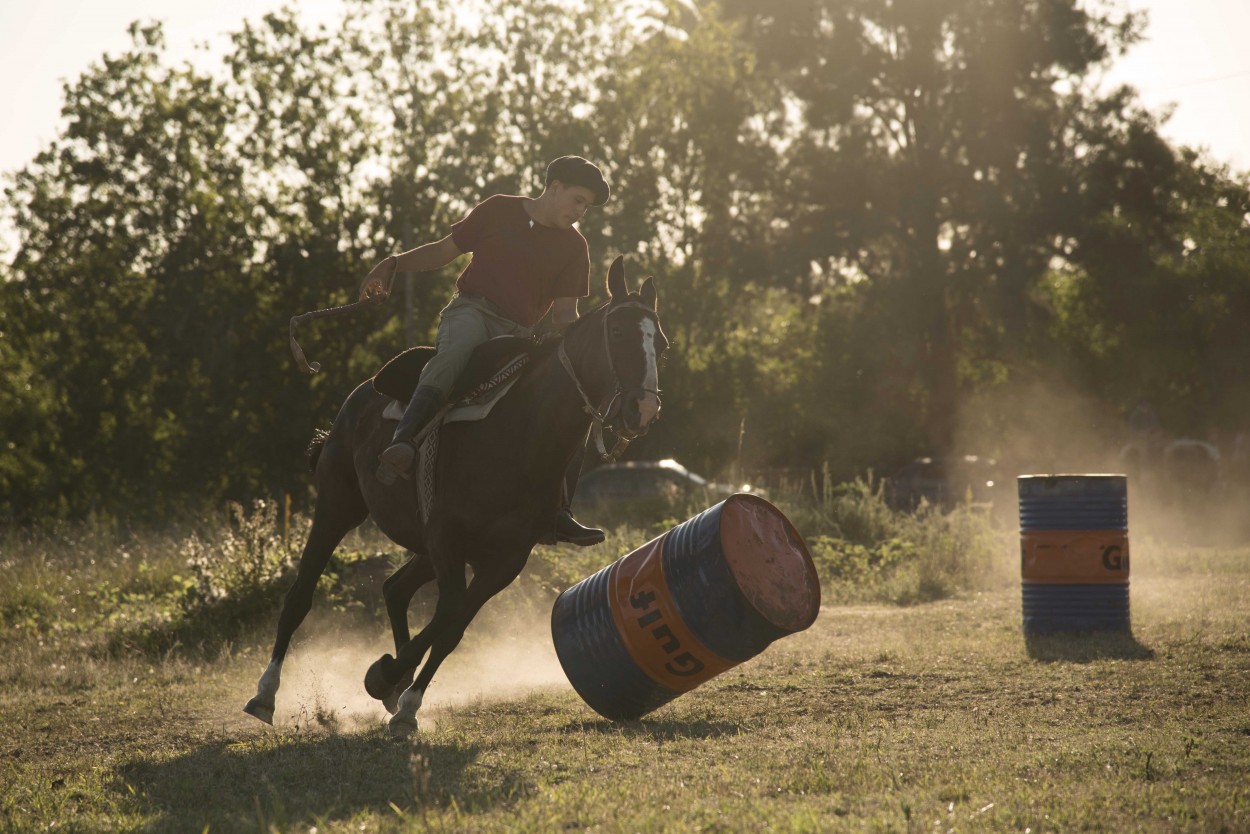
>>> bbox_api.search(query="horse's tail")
[306,428,331,474]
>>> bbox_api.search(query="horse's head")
[564,255,667,443]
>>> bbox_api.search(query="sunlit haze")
[0,0,1247,178]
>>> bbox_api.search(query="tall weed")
[180,499,305,608]
[778,469,1013,604]
[1,477,1015,662]
[0,499,317,656]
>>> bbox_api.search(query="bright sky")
[0,0,1247,179]
[0,0,343,178]
[1103,0,1250,172]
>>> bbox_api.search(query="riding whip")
[287,258,395,372]
[288,294,386,374]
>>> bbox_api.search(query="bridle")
[558,300,662,462]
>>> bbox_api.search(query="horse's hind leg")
[243,481,368,724]
[387,553,526,736]
[378,553,436,713]
[384,553,436,656]
[365,559,465,704]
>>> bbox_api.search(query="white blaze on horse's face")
[638,318,662,427]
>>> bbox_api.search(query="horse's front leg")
[387,552,526,737]
[243,483,366,724]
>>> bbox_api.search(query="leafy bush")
[0,499,315,656]
[531,470,1013,608]
[92,499,317,655]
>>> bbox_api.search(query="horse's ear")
[606,255,627,299]
[639,276,657,311]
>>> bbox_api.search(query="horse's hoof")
[364,654,400,701]
[382,674,415,715]
[242,697,275,725]
[388,714,419,739]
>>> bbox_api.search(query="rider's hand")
[358,256,398,301]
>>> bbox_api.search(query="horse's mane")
[531,298,614,360]
[545,294,643,352]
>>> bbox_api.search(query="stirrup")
[376,441,416,485]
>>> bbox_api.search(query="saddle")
[371,336,537,523]
[372,335,534,416]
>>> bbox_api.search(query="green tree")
[1051,120,1250,437]
[714,0,1147,457]
[4,0,1247,524]
[3,24,246,517]
[1,17,382,520]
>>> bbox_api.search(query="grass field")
[2,498,1248,833]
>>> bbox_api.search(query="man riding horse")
[359,155,610,546]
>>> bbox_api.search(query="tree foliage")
[2,0,1248,523]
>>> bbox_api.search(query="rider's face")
[549,182,596,228]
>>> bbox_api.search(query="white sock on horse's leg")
[257,659,282,699]
[243,658,284,723]
[390,687,424,730]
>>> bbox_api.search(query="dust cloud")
[956,374,1123,477]
[271,590,571,730]
[955,374,1250,547]
[940,376,1250,638]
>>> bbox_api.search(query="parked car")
[573,459,751,509]
[884,454,1005,511]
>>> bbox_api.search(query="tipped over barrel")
[1019,474,1130,634]
[552,494,820,721]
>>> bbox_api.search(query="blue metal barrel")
[1018,474,1130,634]
[551,494,820,721]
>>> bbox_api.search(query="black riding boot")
[376,384,444,485]
[555,508,605,546]
[554,442,605,546]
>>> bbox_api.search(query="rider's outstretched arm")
[358,236,464,300]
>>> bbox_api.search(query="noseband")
[558,301,661,462]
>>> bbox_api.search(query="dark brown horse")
[244,256,665,734]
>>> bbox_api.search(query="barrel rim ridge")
[1016,473,1127,480]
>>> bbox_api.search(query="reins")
[558,300,660,462]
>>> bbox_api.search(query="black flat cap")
[546,156,610,206]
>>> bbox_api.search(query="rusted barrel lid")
[668,494,820,656]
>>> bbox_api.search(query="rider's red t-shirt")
[451,195,590,327]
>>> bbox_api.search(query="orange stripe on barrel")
[1021,530,1129,584]
[608,534,736,692]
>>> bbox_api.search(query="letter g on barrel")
[1102,545,1126,571]
[665,652,706,677]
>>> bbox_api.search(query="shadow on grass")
[115,730,522,831]
[104,584,282,661]
[558,716,747,740]
[1024,630,1156,663]
[105,554,397,662]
